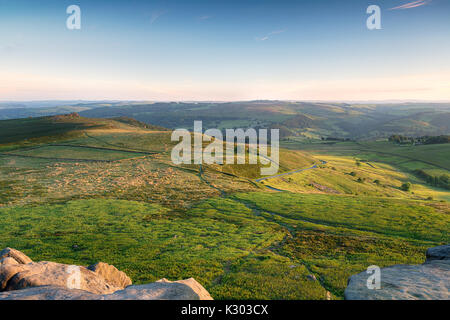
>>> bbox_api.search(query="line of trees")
[321,137,353,142]
[414,169,450,190]
[388,135,450,145]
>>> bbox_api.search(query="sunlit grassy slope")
[280,140,450,201]
[0,116,318,207]
[0,115,448,300]
[0,115,115,145]
[262,155,450,201]
[0,195,447,299]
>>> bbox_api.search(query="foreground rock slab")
[87,262,132,289]
[0,248,33,265]
[0,279,213,300]
[345,244,450,300]
[0,261,122,294]
[0,248,213,300]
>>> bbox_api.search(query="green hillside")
[0,194,447,299]
[76,101,450,140]
[0,113,166,147]
[0,114,448,300]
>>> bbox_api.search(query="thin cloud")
[268,30,286,36]
[389,0,432,10]
[199,15,213,21]
[256,29,286,41]
[149,10,167,24]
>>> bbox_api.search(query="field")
[0,194,447,299]
[76,101,450,140]
[281,140,450,201]
[0,114,448,300]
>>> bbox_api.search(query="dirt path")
[49,144,158,155]
[254,160,327,191]
[198,164,227,196]
[0,152,115,163]
[0,141,159,163]
[230,197,333,296]
[255,160,327,182]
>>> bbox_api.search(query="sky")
[0,0,449,101]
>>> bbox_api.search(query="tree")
[401,182,412,192]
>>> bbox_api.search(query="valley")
[0,108,448,300]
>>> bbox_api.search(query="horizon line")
[1,99,450,104]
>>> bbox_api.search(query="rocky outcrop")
[0,248,33,265]
[0,257,18,266]
[0,286,100,300]
[0,261,122,294]
[0,248,213,300]
[87,262,132,289]
[0,280,213,300]
[345,244,450,300]
[426,245,450,261]
[105,279,213,300]
[156,278,213,300]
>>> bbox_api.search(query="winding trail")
[0,152,116,163]
[230,196,335,296]
[254,160,327,191]
[0,140,159,163]
[49,144,158,155]
[83,132,162,154]
[198,164,227,196]
[255,160,327,182]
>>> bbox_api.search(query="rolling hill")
[77,101,450,140]
[0,111,448,300]
[2,101,449,140]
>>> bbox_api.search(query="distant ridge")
[0,114,167,145]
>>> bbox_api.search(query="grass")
[232,193,449,242]
[6,145,146,161]
[0,115,448,300]
[0,114,159,148]
[0,153,256,209]
[262,156,406,196]
[286,140,450,171]
[360,141,450,171]
[0,198,293,299]
[231,192,448,296]
[261,154,450,200]
[280,140,450,201]
[0,129,261,208]
[0,116,107,145]
[0,194,446,299]
[279,229,429,296]
[218,148,316,179]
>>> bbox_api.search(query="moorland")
[0,101,448,299]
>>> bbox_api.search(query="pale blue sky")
[0,0,449,100]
